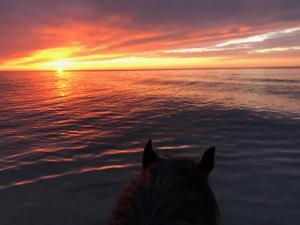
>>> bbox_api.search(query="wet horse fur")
[110,140,219,225]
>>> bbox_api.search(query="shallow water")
[0,69,300,225]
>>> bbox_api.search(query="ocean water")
[0,69,300,225]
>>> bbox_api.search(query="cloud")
[158,27,300,59]
[0,0,300,68]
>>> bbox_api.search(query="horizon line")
[1,66,300,72]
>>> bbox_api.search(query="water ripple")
[0,69,300,225]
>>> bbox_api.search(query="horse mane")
[110,157,219,225]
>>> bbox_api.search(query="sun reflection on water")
[55,71,71,98]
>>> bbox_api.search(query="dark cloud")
[77,0,300,29]
[2,0,300,30]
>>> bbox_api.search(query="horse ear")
[198,146,215,176]
[143,139,159,169]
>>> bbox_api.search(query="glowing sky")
[0,0,300,70]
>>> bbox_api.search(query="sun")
[54,60,67,72]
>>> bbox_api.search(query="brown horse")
[109,139,219,225]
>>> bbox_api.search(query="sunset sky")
[1,0,300,70]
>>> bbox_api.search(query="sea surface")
[0,69,300,225]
